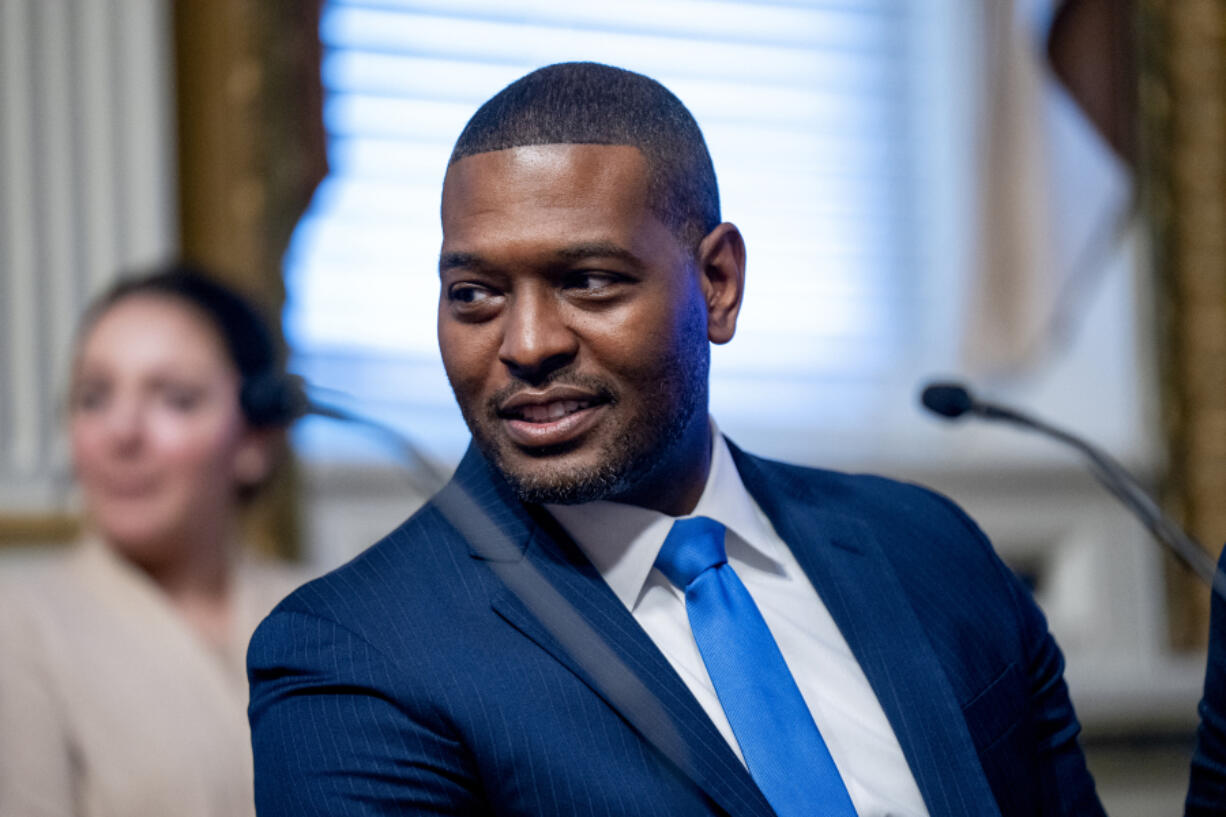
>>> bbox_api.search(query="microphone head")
[920,382,975,419]
[240,371,311,427]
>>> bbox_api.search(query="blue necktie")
[656,516,858,817]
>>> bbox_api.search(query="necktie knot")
[655,516,727,589]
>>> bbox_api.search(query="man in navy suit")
[249,62,1106,816]
[1187,547,1226,814]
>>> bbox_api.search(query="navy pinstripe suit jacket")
[248,440,1106,816]
[1187,547,1226,814]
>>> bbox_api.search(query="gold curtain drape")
[174,0,327,558]
[1139,0,1226,647]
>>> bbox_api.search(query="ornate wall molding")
[173,0,326,558]
[1140,0,1226,647]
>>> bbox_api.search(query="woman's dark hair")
[79,262,300,428]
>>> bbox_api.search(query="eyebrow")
[438,251,483,275]
[439,241,646,276]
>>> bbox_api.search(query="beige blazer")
[0,540,306,817]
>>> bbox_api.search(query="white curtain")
[961,0,1133,375]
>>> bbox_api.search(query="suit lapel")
[730,444,1002,817]
[433,446,774,817]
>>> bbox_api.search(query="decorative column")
[1139,0,1226,647]
[173,0,326,558]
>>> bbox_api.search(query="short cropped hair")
[449,62,721,251]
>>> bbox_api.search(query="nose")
[103,396,145,455]
[498,287,578,384]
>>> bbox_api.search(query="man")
[1187,546,1226,814]
[249,62,1105,817]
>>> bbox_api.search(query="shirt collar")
[545,419,783,610]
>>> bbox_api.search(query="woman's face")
[69,294,268,563]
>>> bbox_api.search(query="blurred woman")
[0,265,307,817]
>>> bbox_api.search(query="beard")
[456,318,710,507]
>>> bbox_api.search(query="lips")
[89,470,160,499]
[102,479,159,499]
[513,399,593,422]
[497,387,610,448]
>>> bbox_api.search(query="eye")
[563,271,626,295]
[71,382,110,413]
[446,281,504,321]
[448,283,496,304]
[159,384,205,412]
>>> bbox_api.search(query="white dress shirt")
[547,422,930,817]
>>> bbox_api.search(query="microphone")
[242,372,448,495]
[920,384,974,419]
[920,380,1226,603]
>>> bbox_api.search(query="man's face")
[438,144,714,509]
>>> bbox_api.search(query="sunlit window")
[286,0,930,465]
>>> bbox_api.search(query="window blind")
[286,0,917,464]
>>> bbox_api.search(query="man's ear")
[696,223,746,345]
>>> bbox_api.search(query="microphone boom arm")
[924,383,1226,603]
